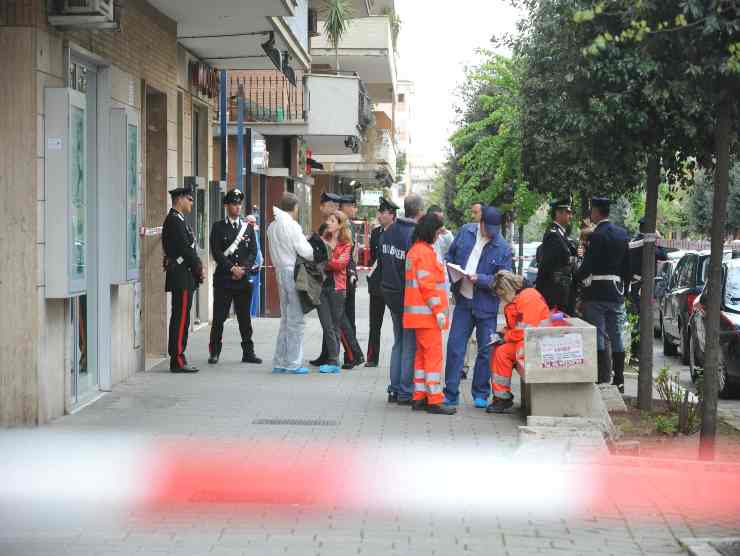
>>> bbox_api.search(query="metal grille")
[252,418,338,426]
[216,71,309,124]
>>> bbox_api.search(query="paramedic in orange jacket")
[403,214,456,415]
[487,271,550,414]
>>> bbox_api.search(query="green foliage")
[655,367,684,413]
[322,0,353,71]
[396,151,407,179]
[689,163,740,237]
[654,414,678,435]
[448,51,542,226]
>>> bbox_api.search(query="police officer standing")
[338,194,365,369]
[627,217,668,363]
[365,197,398,367]
[574,197,631,392]
[162,186,204,373]
[207,189,262,365]
[536,198,577,314]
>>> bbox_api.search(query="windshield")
[725,266,740,311]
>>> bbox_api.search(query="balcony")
[304,73,365,137]
[214,71,309,125]
[374,129,396,179]
[310,16,397,102]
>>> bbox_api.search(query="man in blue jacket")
[381,194,424,405]
[444,206,513,407]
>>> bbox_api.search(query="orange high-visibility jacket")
[403,241,449,329]
[502,288,550,343]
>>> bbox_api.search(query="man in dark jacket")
[162,186,204,373]
[338,194,365,369]
[575,197,631,391]
[366,197,398,366]
[207,189,261,365]
[381,194,424,404]
[536,198,577,314]
[627,217,668,363]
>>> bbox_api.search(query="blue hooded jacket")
[445,222,513,318]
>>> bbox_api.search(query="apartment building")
[0,0,312,425]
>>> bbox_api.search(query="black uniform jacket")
[210,218,258,290]
[367,225,384,296]
[162,208,202,292]
[629,232,668,281]
[536,222,577,309]
[575,220,631,303]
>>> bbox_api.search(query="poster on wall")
[539,333,584,369]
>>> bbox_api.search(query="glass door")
[68,56,98,404]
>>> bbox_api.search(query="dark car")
[662,250,732,363]
[653,251,686,337]
[688,258,740,398]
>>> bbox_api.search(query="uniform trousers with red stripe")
[413,328,445,405]
[168,287,194,369]
[491,340,524,399]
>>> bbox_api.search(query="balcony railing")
[213,71,309,124]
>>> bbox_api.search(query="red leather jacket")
[325,241,352,291]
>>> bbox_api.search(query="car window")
[671,260,685,289]
[725,267,740,311]
[700,257,710,285]
[676,257,693,288]
[685,257,698,287]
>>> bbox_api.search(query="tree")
[584,0,740,458]
[322,0,353,72]
[690,163,740,238]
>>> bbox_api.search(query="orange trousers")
[490,340,524,400]
[413,328,444,404]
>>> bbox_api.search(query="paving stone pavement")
[2,282,739,555]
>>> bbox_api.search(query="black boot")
[241,342,262,364]
[208,343,221,365]
[612,351,625,393]
[597,350,612,384]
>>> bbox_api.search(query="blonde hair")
[493,270,525,299]
[330,210,353,245]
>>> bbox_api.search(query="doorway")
[67,55,98,405]
[143,86,168,360]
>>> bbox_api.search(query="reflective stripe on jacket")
[403,241,449,329]
[502,288,550,343]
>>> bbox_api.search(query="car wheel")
[689,333,701,384]
[680,323,691,365]
[662,321,678,356]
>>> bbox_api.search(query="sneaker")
[319,364,341,374]
[486,398,514,414]
[473,398,488,409]
[426,404,457,415]
[443,396,459,407]
[289,367,309,375]
[272,367,287,374]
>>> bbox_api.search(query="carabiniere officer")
[162,185,204,373]
[207,188,262,365]
[535,197,577,314]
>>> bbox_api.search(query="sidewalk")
[1,285,739,555]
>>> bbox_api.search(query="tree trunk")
[335,47,340,72]
[518,223,525,275]
[700,85,732,460]
[638,155,659,411]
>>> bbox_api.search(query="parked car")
[653,250,686,337]
[688,258,740,398]
[662,250,731,363]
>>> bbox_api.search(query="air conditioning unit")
[308,9,319,38]
[62,0,114,20]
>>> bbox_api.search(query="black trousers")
[345,280,357,334]
[169,288,194,368]
[366,292,386,363]
[209,285,255,355]
[317,280,363,364]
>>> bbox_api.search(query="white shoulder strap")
[224,221,248,257]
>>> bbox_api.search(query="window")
[725,267,740,311]
[398,93,405,103]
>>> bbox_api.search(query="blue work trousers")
[444,297,496,403]
[389,310,416,401]
[582,300,626,353]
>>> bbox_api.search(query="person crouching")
[487,271,550,414]
[403,214,456,415]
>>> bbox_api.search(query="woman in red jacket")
[488,270,551,413]
[317,211,354,374]
[403,214,456,415]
